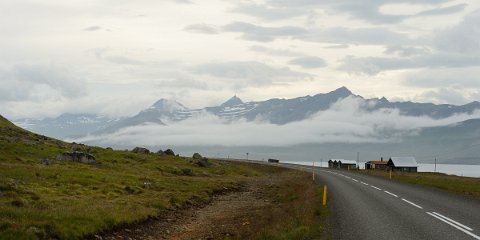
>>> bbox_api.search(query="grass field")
[361,169,480,199]
[0,116,266,239]
[0,115,328,239]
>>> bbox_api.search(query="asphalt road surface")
[283,164,480,240]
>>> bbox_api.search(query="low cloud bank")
[76,97,480,147]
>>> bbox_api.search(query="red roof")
[366,161,388,165]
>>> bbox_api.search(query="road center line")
[401,198,423,209]
[432,212,473,231]
[351,178,359,182]
[370,185,382,190]
[384,190,398,197]
[360,181,369,186]
[427,212,480,240]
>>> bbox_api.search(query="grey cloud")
[232,3,307,21]
[338,53,480,75]
[324,44,350,49]
[384,45,431,57]
[403,67,480,88]
[184,24,219,34]
[418,88,470,105]
[83,25,101,31]
[158,77,208,90]
[222,22,307,42]
[304,27,411,45]
[249,45,304,57]
[88,48,144,65]
[232,0,453,24]
[289,56,326,69]
[416,3,467,16]
[222,22,409,46]
[0,65,87,101]
[191,61,312,87]
[105,55,143,65]
[434,10,480,54]
[173,0,192,3]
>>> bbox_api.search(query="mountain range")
[15,87,480,139]
[11,87,480,164]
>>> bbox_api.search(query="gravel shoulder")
[98,168,329,240]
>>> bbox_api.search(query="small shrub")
[11,198,25,207]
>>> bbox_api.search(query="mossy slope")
[0,115,268,239]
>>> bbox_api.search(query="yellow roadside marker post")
[312,161,315,181]
[389,169,392,179]
[322,185,327,206]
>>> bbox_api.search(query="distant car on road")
[268,158,280,163]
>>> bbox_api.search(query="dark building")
[268,158,279,163]
[387,157,418,172]
[328,159,357,169]
[365,157,388,170]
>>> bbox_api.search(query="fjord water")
[283,160,480,178]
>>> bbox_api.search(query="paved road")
[281,164,480,240]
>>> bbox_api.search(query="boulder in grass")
[192,153,202,159]
[195,157,209,167]
[164,149,175,156]
[132,147,150,154]
[156,150,166,156]
[71,143,82,152]
[181,168,193,176]
[55,151,96,164]
[38,158,54,166]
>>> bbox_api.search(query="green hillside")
[0,115,274,239]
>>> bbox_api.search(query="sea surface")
[282,160,480,178]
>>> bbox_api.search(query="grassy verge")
[360,169,480,199]
[252,170,329,240]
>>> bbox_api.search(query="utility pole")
[357,152,360,169]
[246,152,249,160]
[434,157,437,173]
[321,158,323,168]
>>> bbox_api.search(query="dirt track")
[94,170,324,240]
[99,172,303,240]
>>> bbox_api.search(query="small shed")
[328,159,357,169]
[387,157,418,172]
[268,158,279,163]
[328,159,342,169]
[339,160,357,169]
[365,158,388,170]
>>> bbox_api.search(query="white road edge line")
[351,178,359,182]
[432,212,473,231]
[370,185,382,190]
[384,191,398,198]
[401,198,423,209]
[360,181,369,186]
[427,212,480,240]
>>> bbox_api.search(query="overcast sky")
[1,0,480,119]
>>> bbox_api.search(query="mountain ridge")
[14,87,480,138]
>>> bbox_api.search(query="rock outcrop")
[132,147,150,154]
[194,157,209,167]
[55,151,96,164]
[164,149,175,156]
[38,158,54,166]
